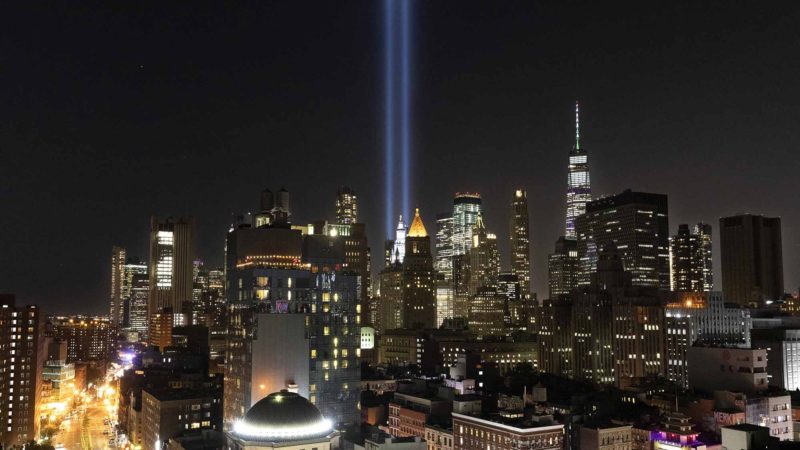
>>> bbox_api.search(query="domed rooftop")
[233,390,332,442]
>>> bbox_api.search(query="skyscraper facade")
[669,223,713,293]
[548,237,578,298]
[509,189,531,295]
[434,213,454,327]
[720,214,784,306]
[452,193,482,257]
[122,257,147,328]
[565,102,591,240]
[148,216,194,325]
[336,186,358,224]
[110,246,126,327]
[576,190,669,289]
[0,295,45,449]
[467,214,500,295]
[390,215,407,264]
[402,209,437,329]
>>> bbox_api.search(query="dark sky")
[2,1,799,315]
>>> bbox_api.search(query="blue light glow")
[401,0,411,222]
[385,0,395,237]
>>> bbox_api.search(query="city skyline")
[2,2,800,313]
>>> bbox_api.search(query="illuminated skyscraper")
[110,246,126,327]
[509,189,531,294]
[435,213,454,326]
[120,257,147,328]
[336,185,358,224]
[390,214,407,264]
[468,214,500,295]
[452,193,482,257]
[548,236,578,298]
[148,216,194,326]
[669,223,713,293]
[576,190,669,289]
[565,101,591,239]
[403,208,437,329]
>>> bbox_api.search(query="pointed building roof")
[407,208,428,237]
[473,212,486,232]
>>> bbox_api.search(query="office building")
[0,295,45,449]
[378,266,404,333]
[751,327,800,391]
[720,214,784,306]
[452,193,482,257]
[141,386,222,450]
[149,215,194,323]
[468,287,505,339]
[128,272,150,339]
[110,246,127,327]
[336,185,358,224]
[509,189,531,294]
[548,236,578,298]
[452,412,564,450]
[576,189,669,289]
[467,214,500,295]
[402,209,436,329]
[435,214,454,327]
[670,223,713,293]
[226,391,337,450]
[50,316,114,362]
[565,101,592,240]
[498,273,525,333]
[665,291,752,388]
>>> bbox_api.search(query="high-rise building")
[128,272,150,339]
[565,101,591,240]
[435,213,454,279]
[402,209,437,329]
[452,193,482,257]
[0,295,45,449]
[468,287,505,339]
[51,316,114,362]
[548,236,578,298]
[498,272,525,333]
[336,186,358,224]
[224,191,359,427]
[576,189,669,289]
[670,223,713,292]
[467,214,500,295]
[509,189,532,295]
[110,246,126,327]
[720,214,784,306]
[122,257,147,328]
[390,215,407,264]
[148,216,194,325]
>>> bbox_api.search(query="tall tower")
[390,215,407,264]
[148,216,194,326]
[565,101,591,239]
[110,246,126,327]
[452,193,482,257]
[403,208,436,329]
[336,186,358,224]
[669,223,713,293]
[720,214,783,306]
[509,189,531,295]
[468,214,500,295]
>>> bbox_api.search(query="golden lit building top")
[407,208,428,238]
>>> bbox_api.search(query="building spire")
[575,100,580,150]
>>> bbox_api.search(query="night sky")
[2,2,799,314]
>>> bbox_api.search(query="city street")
[52,402,116,450]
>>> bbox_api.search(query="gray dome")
[233,390,332,442]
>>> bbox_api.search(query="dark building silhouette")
[720,214,783,306]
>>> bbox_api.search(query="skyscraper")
[110,246,126,327]
[509,189,531,295]
[467,214,500,295]
[434,213,455,326]
[452,193,482,257]
[565,101,591,239]
[720,214,784,306]
[336,185,358,224]
[390,215,407,264]
[669,223,713,293]
[148,216,194,326]
[122,257,147,328]
[548,236,578,298]
[576,190,669,289]
[402,208,437,329]
[0,295,45,449]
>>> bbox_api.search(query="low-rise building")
[141,386,222,450]
[686,346,768,393]
[580,423,632,450]
[452,412,564,450]
[425,424,453,450]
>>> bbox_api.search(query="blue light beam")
[385,0,395,237]
[401,0,411,221]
